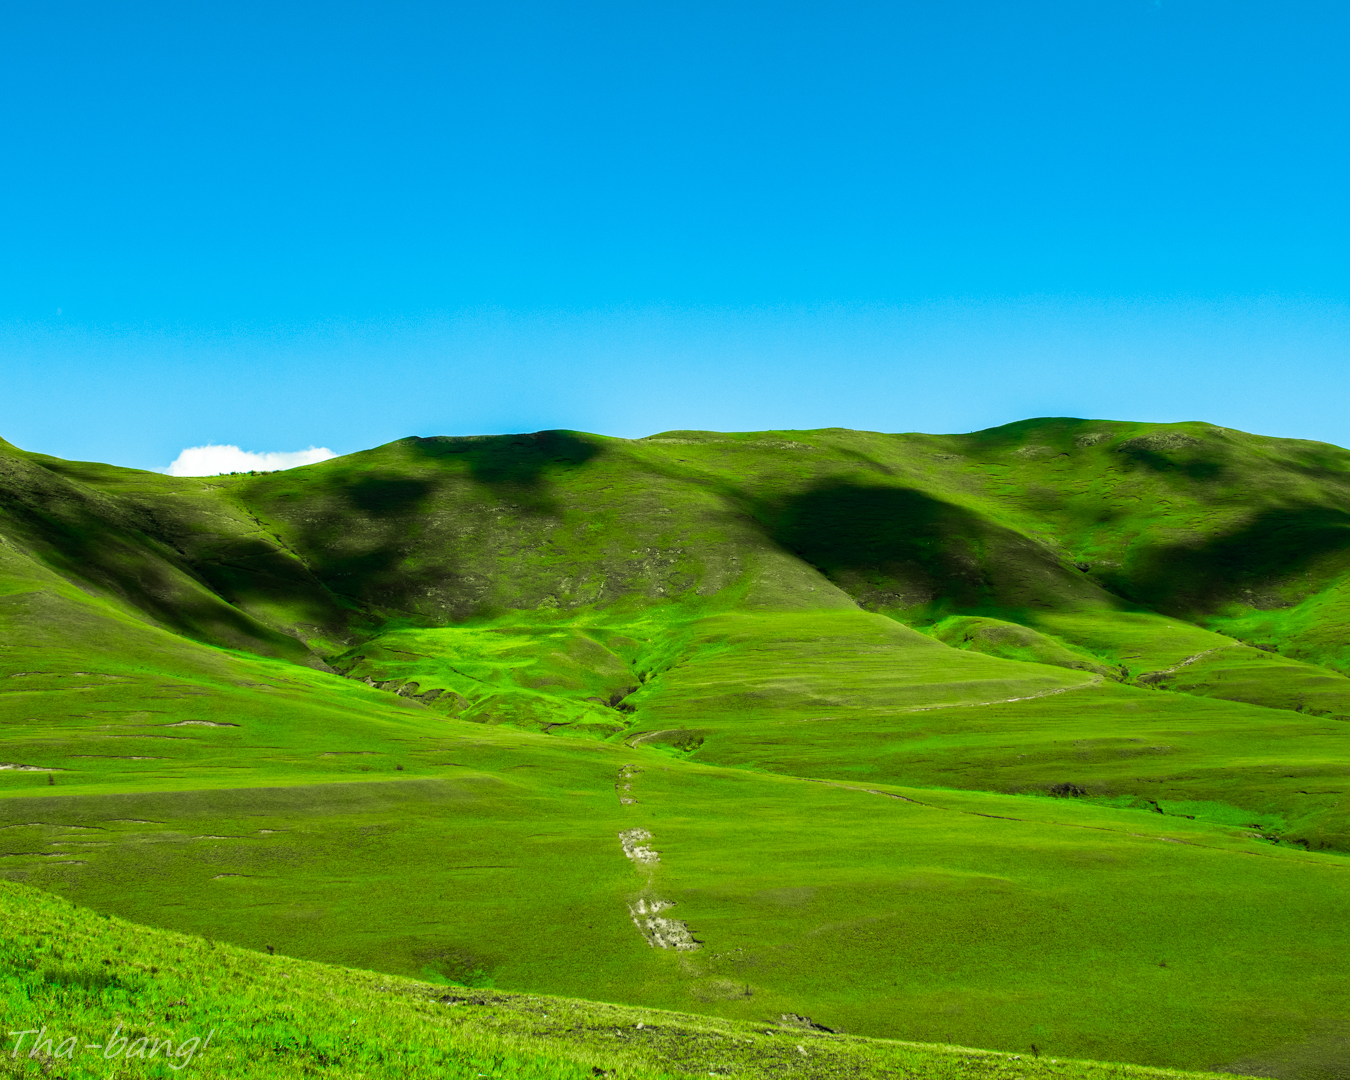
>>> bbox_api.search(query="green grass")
[4,880,1256,1080]
[5,738,1348,1069]
[329,623,645,736]
[620,609,1350,850]
[5,418,1350,1078]
[927,615,1116,676]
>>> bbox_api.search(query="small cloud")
[164,444,337,477]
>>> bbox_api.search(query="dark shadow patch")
[235,433,604,624]
[186,543,358,648]
[413,944,495,988]
[0,458,316,662]
[1104,503,1350,617]
[752,481,1105,616]
[346,476,436,515]
[404,431,602,496]
[285,473,443,612]
[41,965,142,992]
[1114,436,1226,482]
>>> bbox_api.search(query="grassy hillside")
[3,418,1350,1077]
[4,879,1255,1080]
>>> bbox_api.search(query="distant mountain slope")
[12,417,1350,690]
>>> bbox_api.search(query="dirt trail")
[615,767,701,951]
[903,675,1102,714]
[626,897,701,951]
[807,780,1343,867]
[615,763,640,804]
[625,729,676,748]
[1135,645,1240,684]
[619,827,660,865]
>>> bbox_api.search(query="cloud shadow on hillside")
[752,480,1106,615]
[1105,502,1350,616]
[237,432,606,625]
[1113,442,1227,482]
[0,485,315,662]
[405,431,602,499]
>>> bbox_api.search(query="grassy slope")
[3,600,1347,1069]
[0,448,323,665]
[4,421,1350,1076]
[7,748,1350,1071]
[4,880,1249,1080]
[621,611,1350,850]
[55,421,1350,699]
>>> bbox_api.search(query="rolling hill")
[2,418,1349,1078]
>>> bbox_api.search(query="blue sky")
[2,1,1347,470]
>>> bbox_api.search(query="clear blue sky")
[2,1,1347,469]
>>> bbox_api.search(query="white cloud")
[164,444,337,477]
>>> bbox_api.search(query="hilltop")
[2,418,1349,1078]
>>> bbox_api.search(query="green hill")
[3,418,1350,1077]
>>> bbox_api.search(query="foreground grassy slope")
[5,880,1256,1080]
[7,757,1350,1071]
